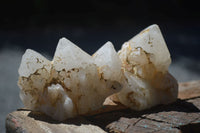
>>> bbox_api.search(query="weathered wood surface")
[6,80,200,133]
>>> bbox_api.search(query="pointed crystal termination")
[116,24,178,110]
[18,38,123,121]
[18,49,51,77]
[93,41,122,81]
[18,24,178,120]
[53,38,93,71]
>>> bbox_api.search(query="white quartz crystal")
[18,38,123,121]
[18,24,178,121]
[18,49,51,77]
[93,41,122,81]
[116,24,178,110]
[53,38,93,71]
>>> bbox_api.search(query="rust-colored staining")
[49,78,60,85]
[66,70,71,74]
[144,52,153,65]
[99,72,104,80]
[97,67,105,81]
[111,85,116,90]
[66,70,71,78]
[24,89,37,98]
[34,71,41,76]
[48,77,72,92]
[73,101,79,114]
[36,58,43,64]
[51,93,63,107]
[92,53,96,57]
[66,74,71,78]
[127,92,134,103]
[148,35,153,45]
[140,28,150,35]
[55,56,62,62]
[78,94,83,101]
[71,68,79,72]
[128,43,132,50]
[126,92,140,107]
[123,57,134,74]
[36,58,40,63]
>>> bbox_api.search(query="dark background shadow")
[0,0,200,57]
[1,0,200,132]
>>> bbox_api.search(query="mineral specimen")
[18,24,178,121]
[18,38,123,121]
[115,24,178,110]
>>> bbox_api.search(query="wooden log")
[6,80,200,133]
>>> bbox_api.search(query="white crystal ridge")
[18,24,178,121]
[116,24,178,110]
[18,38,123,121]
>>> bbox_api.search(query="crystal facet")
[116,24,178,110]
[18,38,123,121]
[18,24,178,121]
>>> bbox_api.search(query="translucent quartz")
[116,24,178,110]
[18,24,178,120]
[18,38,123,121]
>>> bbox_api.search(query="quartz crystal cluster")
[18,24,178,121]
[115,24,178,110]
[18,39,123,121]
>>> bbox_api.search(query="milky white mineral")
[115,24,178,110]
[18,38,123,121]
[18,24,178,121]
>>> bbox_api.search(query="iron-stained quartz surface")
[116,24,178,110]
[18,24,178,121]
[18,39,123,121]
